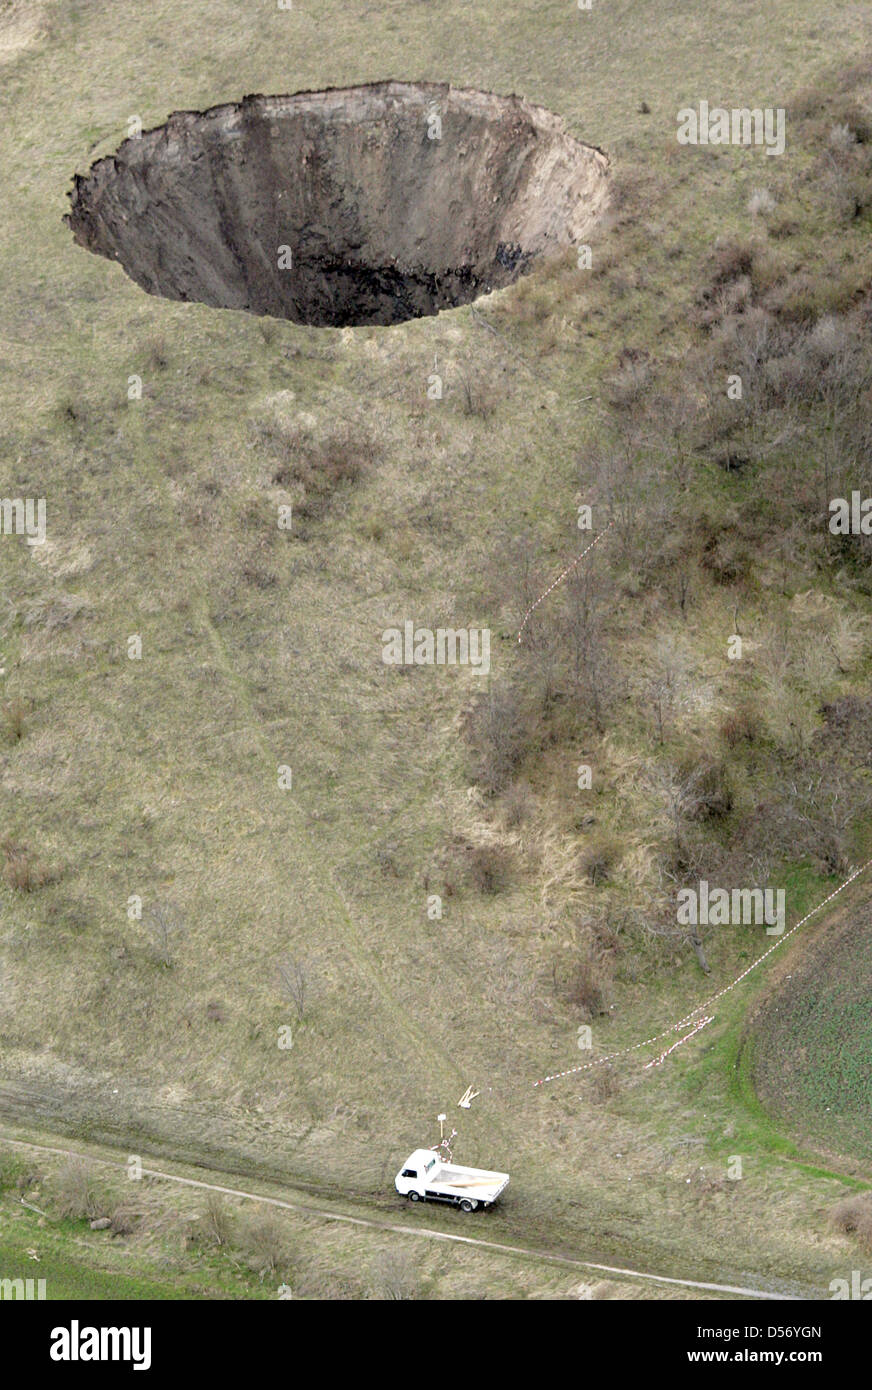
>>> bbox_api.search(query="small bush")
[768,215,800,241]
[707,239,756,288]
[1,699,27,742]
[371,1249,420,1300]
[262,423,378,523]
[467,843,512,896]
[465,680,530,795]
[10,1166,42,1194]
[147,336,169,371]
[699,529,751,586]
[604,359,650,409]
[375,841,399,876]
[239,1208,292,1277]
[240,565,278,591]
[54,1159,104,1222]
[456,365,500,420]
[145,902,186,968]
[830,1195,872,1253]
[579,836,620,886]
[190,1192,233,1250]
[591,1063,621,1102]
[1,838,53,893]
[720,706,758,749]
[830,99,872,145]
[573,959,608,1019]
[683,759,733,820]
[747,188,776,219]
[503,779,535,828]
[275,955,309,1021]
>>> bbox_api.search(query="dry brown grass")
[1,837,53,892]
[1,697,27,742]
[53,1158,105,1222]
[830,1195,872,1253]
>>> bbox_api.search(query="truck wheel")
[409,1191,422,1202]
[460,1199,476,1213]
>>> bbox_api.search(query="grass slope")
[0,0,871,1295]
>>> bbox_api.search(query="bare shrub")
[818,145,872,225]
[579,836,620,886]
[254,417,379,523]
[455,364,499,420]
[109,1203,142,1238]
[465,680,530,795]
[370,1249,420,1300]
[1,838,52,893]
[708,238,756,287]
[147,336,169,371]
[830,1195,872,1253]
[572,958,608,1020]
[697,239,757,324]
[603,358,650,409]
[239,1208,292,1277]
[748,187,776,219]
[145,901,186,968]
[503,779,535,828]
[720,705,759,749]
[1,698,27,742]
[681,759,733,820]
[784,769,870,875]
[591,1064,621,1102]
[190,1192,233,1249]
[466,843,512,896]
[769,215,800,240]
[699,526,751,586]
[15,1167,43,1194]
[240,564,278,591]
[563,564,614,734]
[276,954,308,1020]
[375,840,399,876]
[54,1159,104,1222]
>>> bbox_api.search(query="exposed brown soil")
[66,81,609,327]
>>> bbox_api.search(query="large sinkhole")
[66,82,610,328]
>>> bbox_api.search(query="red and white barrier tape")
[532,854,872,1088]
[517,519,615,645]
[644,1014,714,1069]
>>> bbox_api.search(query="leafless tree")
[276,954,308,1021]
[146,901,185,968]
[785,770,872,876]
[565,564,612,734]
[642,901,712,976]
[465,679,528,794]
[647,764,712,971]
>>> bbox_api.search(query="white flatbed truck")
[395,1148,509,1212]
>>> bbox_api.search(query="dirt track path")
[0,1131,802,1301]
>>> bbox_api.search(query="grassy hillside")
[1,0,872,1295]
